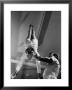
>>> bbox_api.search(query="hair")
[53,53,58,60]
[25,47,34,55]
[49,52,59,60]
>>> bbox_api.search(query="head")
[25,47,34,59]
[49,52,59,60]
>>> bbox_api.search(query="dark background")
[0,0,70,89]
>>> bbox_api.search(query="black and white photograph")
[11,11,61,79]
[4,4,69,86]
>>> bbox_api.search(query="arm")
[34,54,53,64]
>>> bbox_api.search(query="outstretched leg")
[11,52,28,79]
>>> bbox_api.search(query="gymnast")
[11,24,60,79]
[11,24,41,79]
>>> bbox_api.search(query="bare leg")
[16,52,27,72]
[34,51,42,78]
[36,60,41,73]
[11,52,28,79]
